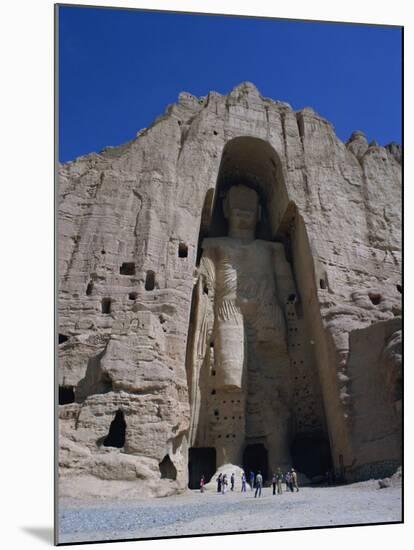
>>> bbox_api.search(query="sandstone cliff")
[58,82,401,497]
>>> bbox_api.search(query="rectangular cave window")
[101,298,111,314]
[120,262,136,276]
[145,270,155,291]
[59,385,75,405]
[128,292,137,300]
[178,243,188,258]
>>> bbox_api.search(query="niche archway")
[186,134,334,479]
[194,136,291,264]
[208,136,290,239]
[188,136,294,468]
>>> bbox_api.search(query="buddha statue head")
[223,184,260,240]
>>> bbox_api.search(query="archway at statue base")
[188,447,216,489]
[243,443,269,484]
[291,434,332,480]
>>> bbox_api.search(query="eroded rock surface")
[58,82,401,497]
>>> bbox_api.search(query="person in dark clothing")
[254,471,263,498]
[217,473,222,493]
[249,470,255,491]
[241,472,247,492]
[285,471,293,492]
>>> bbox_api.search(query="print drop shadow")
[20,526,54,544]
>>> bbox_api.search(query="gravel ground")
[58,481,402,544]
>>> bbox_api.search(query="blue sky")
[58,5,402,163]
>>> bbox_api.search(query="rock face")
[58,82,402,497]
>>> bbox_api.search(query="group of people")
[199,467,299,496]
[271,468,299,494]
[213,472,237,494]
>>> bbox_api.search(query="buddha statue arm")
[201,239,245,391]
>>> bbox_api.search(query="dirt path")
[58,482,402,544]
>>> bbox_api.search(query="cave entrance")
[243,443,268,483]
[103,409,126,448]
[291,434,332,480]
[159,455,177,480]
[59,385,74,405]
[188,447,216,489]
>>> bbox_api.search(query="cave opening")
[290,434,332,480]
[101,298,111,314]
[178,243,188,258]
[59,385,75,405]
[58,334,69,345]
[369,293,382,305]
[159,454,177,480]
[120,262,136,276]
[103,409,126,448]
[243,443,268,483]
[188,447,216,489]
[145,270,155,291]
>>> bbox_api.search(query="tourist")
[241,472,247,492]
[200,475,205,493]
[272,472,277,495]
[222,474,228,494]
[230,472,235,491]
[276,468,283,494]
[217,473,222,493]
[291,468,299,492]
[249,470,255,491]
[254,470,263,498]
